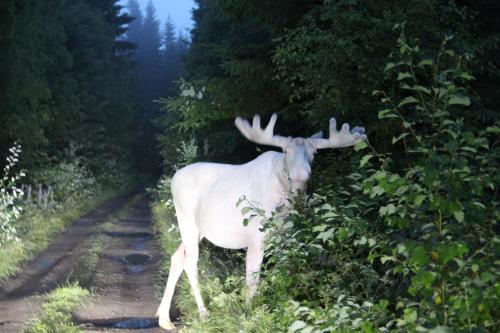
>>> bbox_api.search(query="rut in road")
[0,194,174,333]
[75,196,170,332]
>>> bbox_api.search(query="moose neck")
[275,151,308,202]
[276,152,290,193]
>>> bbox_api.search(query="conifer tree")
[126,0,143,44]
[126,0,163,173]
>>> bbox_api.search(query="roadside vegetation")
[23,283,89,333]
[0,145,135,279]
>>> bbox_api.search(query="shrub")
[262,33,499,332]
[0,143,24,247]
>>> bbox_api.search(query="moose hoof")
[159,317,176,330]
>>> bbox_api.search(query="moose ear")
[310,131,323,139]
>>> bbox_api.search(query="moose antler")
[310,117,367,149]
[235,113,290,148]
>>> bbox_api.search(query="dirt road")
[0,194,171,333]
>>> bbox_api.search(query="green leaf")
[412,85,432,94]
[397,72,412,80]
[485,125,500,134]
[289,320,306,332]
[312,224,328,232]
[411,245,428,266]
[317,228,335,242]
[409,271,435,296]
[460,72,475,81]
[414,195,426,207]
[417,59,433,67]
[379,203,396,216]
[360,154,373,167]
[453,210,464,223]
[392,132,409,144]
[403,308,417,323]
[236,196,245,207]
[448,95,471,106]
[381,256,396,264]
[354,141,368,151]
[384,62,396,72]
[438,243,469,265]
[398,96,418,107]
[241,206,250,215]
[378,109,398,119]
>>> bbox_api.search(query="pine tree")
[126,0,143,45]
[163,16,176,60]
[160,16,178,96]
[126,0,163,173]
[0,0,138,172]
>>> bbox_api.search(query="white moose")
[156,113,367,330]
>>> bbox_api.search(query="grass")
[152,200,281,333]
[23,283,89,333]
[0,189,123,280]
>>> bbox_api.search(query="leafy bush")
[261,34,499,332]
[34,161,100,208]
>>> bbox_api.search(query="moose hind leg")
[157,243,185,330]
[183,233,208,318]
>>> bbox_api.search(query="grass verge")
[23,283,89,333]
[0,189,124,280]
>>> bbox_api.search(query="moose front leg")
[245,239,264,303]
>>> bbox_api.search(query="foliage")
[0,0,138,174]
[24,283,89,333]
[0,144,133,279]
[0,143,24,247]
[156,0,500,173]
[361,34,499,331]
[153,34,499,332]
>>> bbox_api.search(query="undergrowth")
[0,147,137,279]
[23,283,89,333]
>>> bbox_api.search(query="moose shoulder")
[156,114,367,330]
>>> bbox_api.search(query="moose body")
[157,114,367,330]
[172,151,286,250]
